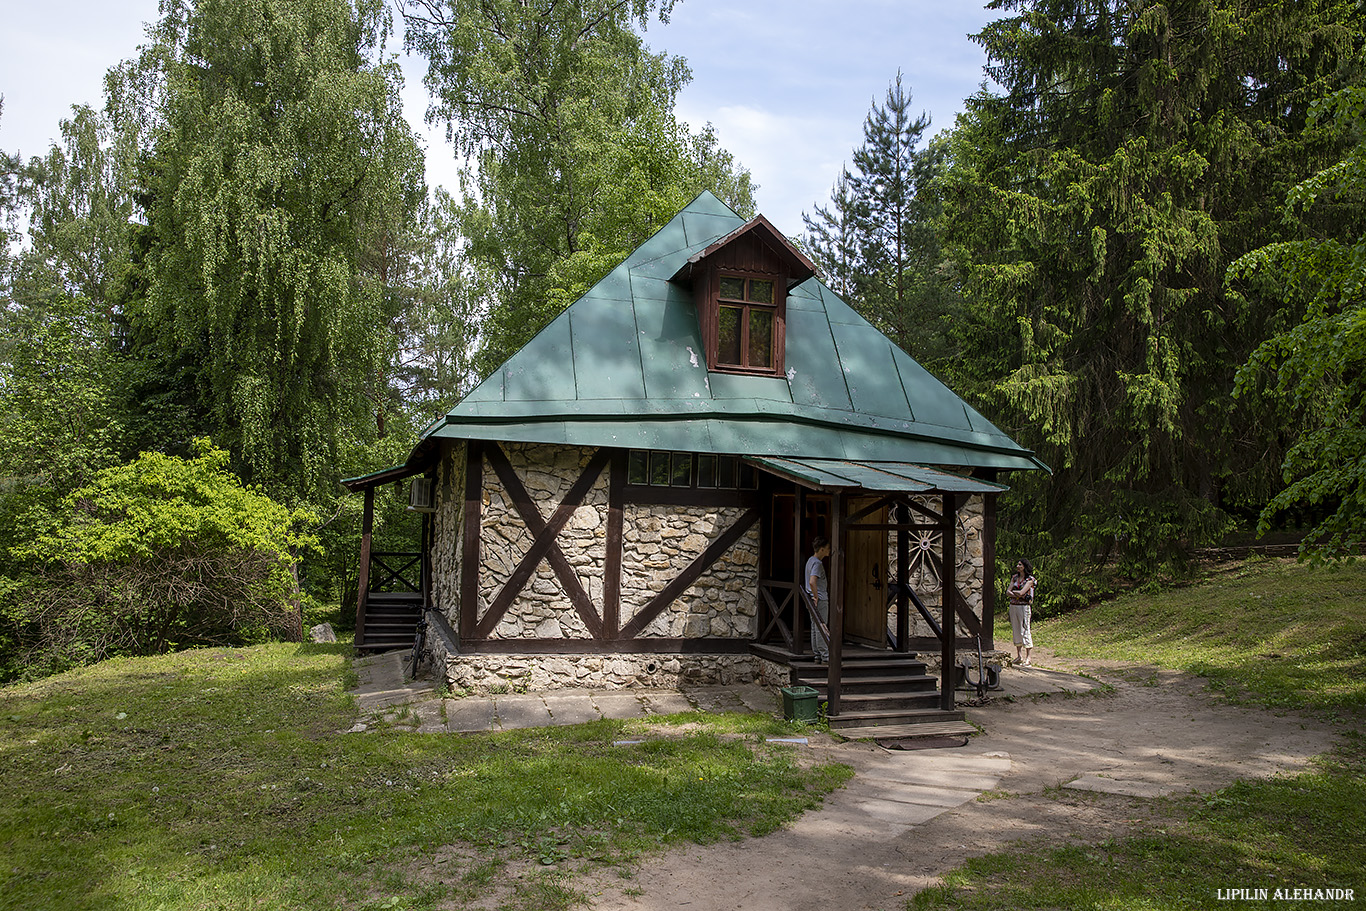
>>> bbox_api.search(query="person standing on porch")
[1007,558,1037,666]
[806,536,832,664]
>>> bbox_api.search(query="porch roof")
[747,456,1010,495]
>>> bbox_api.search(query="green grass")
[920,558,1366,910]
[0,643,851,911]
[1044,558,1366,711]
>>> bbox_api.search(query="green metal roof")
[748,457,1010,494]
[424,191,1046,474]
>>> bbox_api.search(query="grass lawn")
[917,558,1366,910]
[0,643,850,911]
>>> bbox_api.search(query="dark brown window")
[716,274,778,371]
[626,450,757,489]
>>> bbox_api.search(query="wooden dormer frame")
[673,214,817,377]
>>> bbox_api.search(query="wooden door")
[843,499,887,646]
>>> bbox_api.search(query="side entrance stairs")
[356,592,422,654]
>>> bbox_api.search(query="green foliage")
[404,0,756,376]
[7,442,317,674]
[0,293,123,493]
[1231,87,1366,560]
[130,0,426,503]
[942,0,1366,574]
[803,75,956,367]
[22,104,140,313]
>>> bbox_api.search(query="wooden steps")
[357,592,422,653]
[765,646,969,732]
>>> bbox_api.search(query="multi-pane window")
[716,275,777,370]
[626,450,758,489]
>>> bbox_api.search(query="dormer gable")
[671,214,817,377]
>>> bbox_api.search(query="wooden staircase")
[765,646,973,739]
[357,592,422,654]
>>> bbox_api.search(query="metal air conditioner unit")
[408,477,436,512]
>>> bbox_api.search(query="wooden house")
[343,192,1046,732]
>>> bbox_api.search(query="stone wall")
[444,653,789,693]
[429,441,764,693]
[619,505,760,638]
[477,444,608,638]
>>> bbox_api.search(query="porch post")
[896,501,910,652]
[355,486,375,647]
[940,492,957,711]
[983,493,997,650]
[828,490,847,716]
[794,484,806,655]
[420,510,432,609]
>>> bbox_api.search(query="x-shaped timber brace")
[460,442,760,649]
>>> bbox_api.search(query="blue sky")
[0,0,998,235]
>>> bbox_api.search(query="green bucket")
[780,685,820,723]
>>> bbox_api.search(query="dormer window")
[717,274,778,370]
[671,213,817,378]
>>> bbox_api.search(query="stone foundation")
[442,652,790,694]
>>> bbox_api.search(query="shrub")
[13,440,318,670]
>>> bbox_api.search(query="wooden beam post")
[355,486,375,647]
[794,484,806,655]
[940,492,957,711]
[604,449,625,639]
[983,493,997,651]
[828,490,847,716]
[460,441,483,641]
[896,500,910,652]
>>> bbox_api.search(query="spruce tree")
[942,0,1366,576]
[802,168,862,300]
[803,74,955,365]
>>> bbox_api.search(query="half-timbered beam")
[617,507,760,640]
[481,444,608,639]
[460,441,483,640]
[896,504,910,652]
[940,492,958,711]
[604,450,626,639]
[983,493,998,650]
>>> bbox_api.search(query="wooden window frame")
[702,267,786,376]
[625,450,759,491]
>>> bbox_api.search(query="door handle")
[872,561,882,591]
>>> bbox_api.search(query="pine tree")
[850,72,930,347]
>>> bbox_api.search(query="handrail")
[796,585,831,652]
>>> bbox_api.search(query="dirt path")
[585,651,1341,911]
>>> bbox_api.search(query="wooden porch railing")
[758,579,830,656]
[368,551,422,593]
